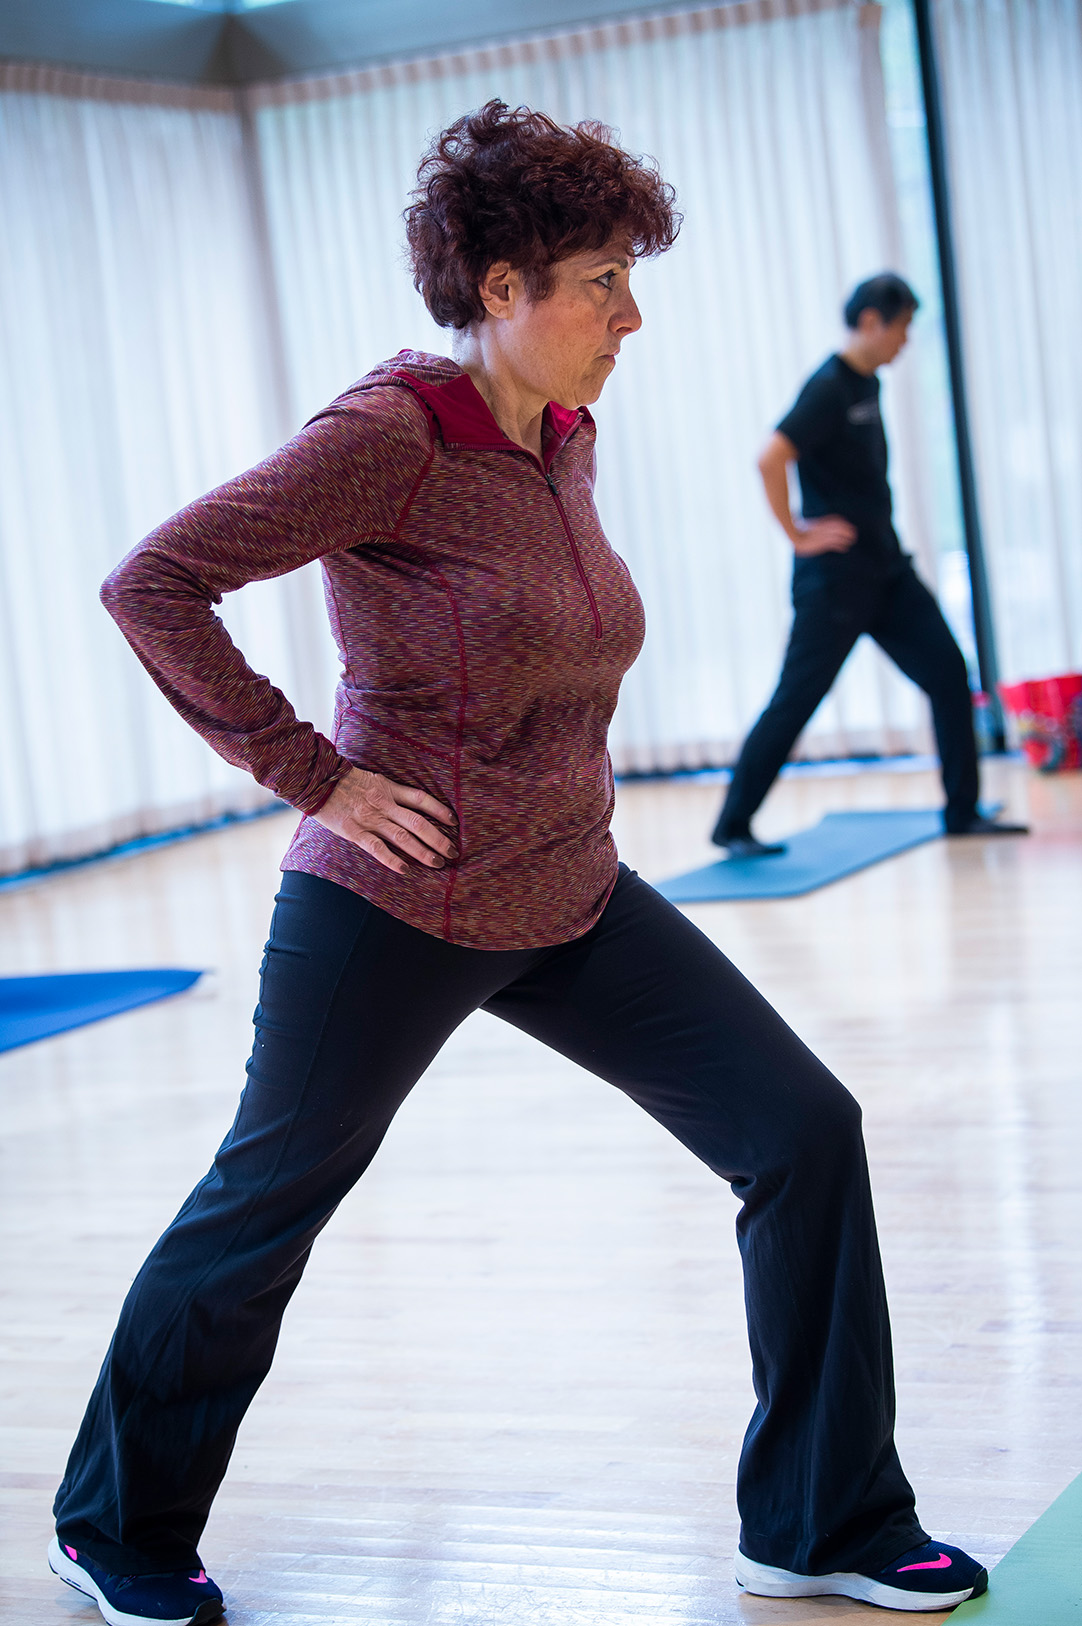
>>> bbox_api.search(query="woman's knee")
[812,1071,864,1150]
[762,1063,865,1177]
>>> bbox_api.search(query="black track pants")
[714,557,980,840]
[55,866,925,1579]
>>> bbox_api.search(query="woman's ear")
[477,262,521,322]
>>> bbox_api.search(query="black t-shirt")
[776,353,900,564]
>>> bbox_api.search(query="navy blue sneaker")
[48,1537,224,1625]
[735,1539,988,1611]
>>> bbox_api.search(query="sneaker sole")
[48,1537,224,1626]
[735,1549,986,1612]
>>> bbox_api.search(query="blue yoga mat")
[658,809,943,902]
[0,969,203,1054]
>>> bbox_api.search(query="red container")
[998,673,1082,772]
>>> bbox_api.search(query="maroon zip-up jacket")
[101,352,646,949]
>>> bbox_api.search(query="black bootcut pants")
[715,556,980,841]
[54,866,926,1579]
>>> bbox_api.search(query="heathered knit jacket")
[101,352,646,950]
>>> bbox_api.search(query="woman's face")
[478,241,643,408]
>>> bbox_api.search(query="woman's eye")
[596,271,617,289]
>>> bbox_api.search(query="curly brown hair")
[405,100,680,330]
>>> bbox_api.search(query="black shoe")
[948,814,1029,836]
[715,832,788,859]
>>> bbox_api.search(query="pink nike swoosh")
[189,1571,208,1584]
[898,1552,952,1572]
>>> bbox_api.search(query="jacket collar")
[389,365,590,470]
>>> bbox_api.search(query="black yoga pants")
[54,865,925,1579]
[715,556,980,840]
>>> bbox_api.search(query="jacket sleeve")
[100,388,431,815]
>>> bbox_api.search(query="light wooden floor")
[2,757,1080,1624]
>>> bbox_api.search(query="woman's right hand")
[313,766,458,875]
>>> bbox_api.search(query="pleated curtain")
[0,65,339,872]
[932,0,1082,681]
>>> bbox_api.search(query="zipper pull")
[545,472,558,494]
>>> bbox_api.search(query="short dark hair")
[843,272,919,329]
[405,99,680,330]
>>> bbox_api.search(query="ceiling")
[0,0,698,84]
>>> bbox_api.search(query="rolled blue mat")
[0,969,203,1054]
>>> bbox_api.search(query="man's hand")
[313,766,458,875]
[791,516,858,557]
[758,433,858,557]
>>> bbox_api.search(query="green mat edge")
[951,1469,1082,1621]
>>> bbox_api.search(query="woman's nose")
[614,291,642,336]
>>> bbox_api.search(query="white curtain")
[0,65,338,873]
[250,0,938,773]
[1,5,945,872]
[933,0,1082,681]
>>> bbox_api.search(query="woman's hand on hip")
[313,767,458,874]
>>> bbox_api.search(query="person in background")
[49,121,987,1626]
[710,272,1027,857]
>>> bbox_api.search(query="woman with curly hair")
[49,101,984,1625]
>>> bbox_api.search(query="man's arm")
[757,431,857,557]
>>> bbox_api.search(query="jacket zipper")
[544,470,603,640]
[439,405,603,641]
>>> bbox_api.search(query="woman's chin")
[577,365,617,406]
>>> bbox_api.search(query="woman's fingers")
[369,810,453,867]
[383,786,458,861]
[391,782,457,828]
[353,831,411,875]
